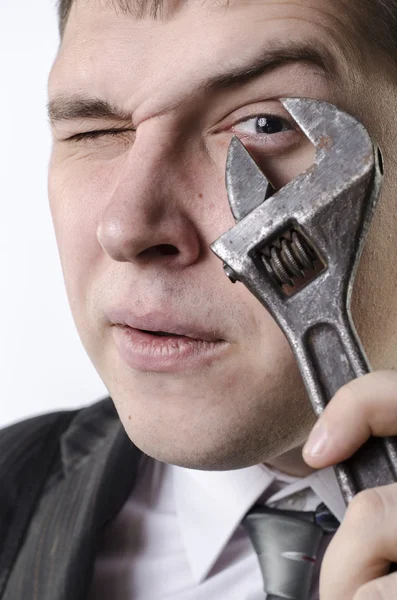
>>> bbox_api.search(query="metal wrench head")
[210,98,383,341]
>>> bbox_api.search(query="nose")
[97,139,202,269]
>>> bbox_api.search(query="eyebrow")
[47,96,132,126]
[206,40,337,90]
[47,39,336,125]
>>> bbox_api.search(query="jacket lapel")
[4,398,142,600]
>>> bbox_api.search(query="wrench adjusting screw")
[260,229,323,293]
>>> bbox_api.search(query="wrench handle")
[300,316,397,504]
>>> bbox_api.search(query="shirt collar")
[171,462,346,584]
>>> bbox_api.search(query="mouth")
[142,330,179,337]
[136,328,220,341]
[110,322,228,373]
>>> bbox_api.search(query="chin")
[100,338,313,469]
[116,393,314,472]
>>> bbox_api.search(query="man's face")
[47,0,397,470]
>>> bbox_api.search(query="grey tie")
[243,502,339,600]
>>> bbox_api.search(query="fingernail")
[303,422,329,458]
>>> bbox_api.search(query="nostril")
[157,244,179,255]
[139,244,179,258]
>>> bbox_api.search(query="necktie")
[243,502,339,600]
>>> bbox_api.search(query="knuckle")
[329,382,366,426]
[346,488,386,529]
[354,580,387,600]
[334,377,363,404]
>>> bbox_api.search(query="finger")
[353,571,397,600]
[320,484,397,600]
[302,371,397,468]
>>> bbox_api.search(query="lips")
[107,308,222,342]
[107,309,227,372]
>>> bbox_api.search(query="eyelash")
[67,128,134,142]
[65,114,294,142]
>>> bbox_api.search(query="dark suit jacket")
[0,398,143,600]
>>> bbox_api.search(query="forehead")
[62,0,348,44]
[69,0,344,21]
[50,0,350,121]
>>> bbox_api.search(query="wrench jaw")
[226,137,272,223]
[211,98,395,503]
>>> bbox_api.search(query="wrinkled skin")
[48,0,397,475]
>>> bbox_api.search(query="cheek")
[250,140,316,190]
[48,154,112,316]
[181,157,235,242]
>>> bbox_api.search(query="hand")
[302,370,397,599]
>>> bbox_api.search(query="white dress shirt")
[88,455,346,599]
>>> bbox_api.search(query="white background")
[0,1,107,428]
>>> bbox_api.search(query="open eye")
[233,115,292,136]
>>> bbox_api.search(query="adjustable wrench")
[211,98,397,505]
